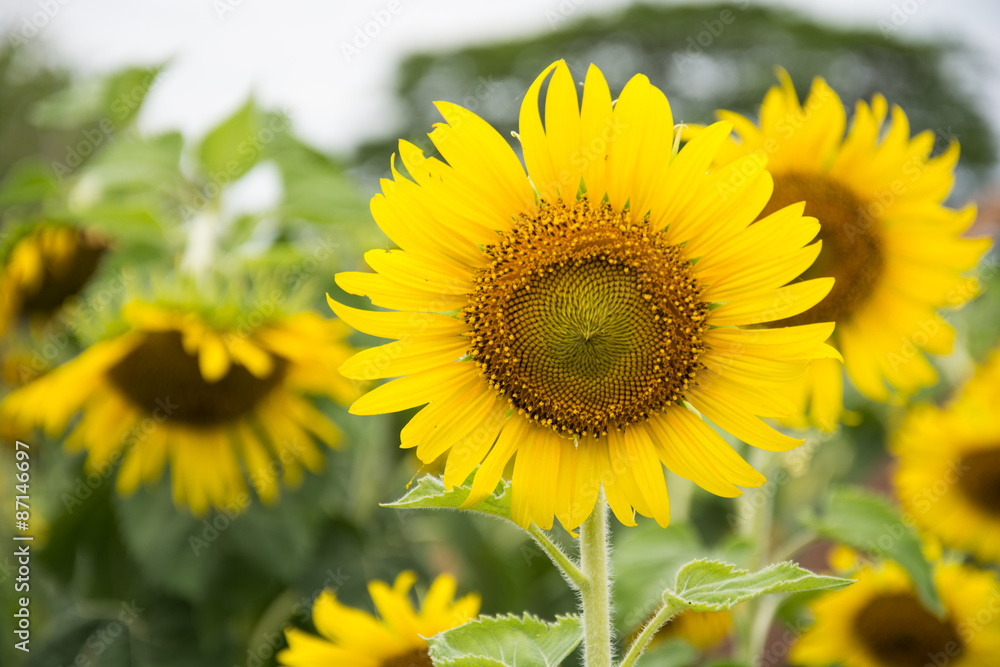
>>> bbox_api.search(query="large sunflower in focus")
[0,224,106,334]
[279,571,479,667]
[791,560,1000,667]
[690,71,991,429]
[331,60,839,532]
[893,348,1000,563]
[1,301,357,513]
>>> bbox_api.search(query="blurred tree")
[353,3,996,201]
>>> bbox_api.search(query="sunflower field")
[1,3,999,667]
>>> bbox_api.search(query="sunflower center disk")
[20,232,106,316]
[107,330,286,426]
[957,448,1000,517]
[759,171,884,325]
[381,648,433,667]
[465,198,709,437]
[853,593,963,666]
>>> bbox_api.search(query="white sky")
[1,0,998,155]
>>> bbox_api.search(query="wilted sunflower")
[0,301,357,514]
[790,560,1000,667]
[0,224,106,334]
[279,571,479,667]
[893,348,1000,563]
[690,71,990,429]
[331,60,839,531]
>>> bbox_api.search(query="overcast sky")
[1,0,998,155]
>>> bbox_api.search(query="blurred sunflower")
[279,571,479,667]
[0,300,357,514]
[629,608,732,652]
[893,348,1000,563]
[690,71,990,429]
[790,560,1000,667]
[0,224,106,334]
[331,60,839,531]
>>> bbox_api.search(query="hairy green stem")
[579,499,613,667]
[617,600,681,667]
[739,449,777,664]
[526,524,587,590]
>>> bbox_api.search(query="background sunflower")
[790,559,1000,667]
[893,347,1000,564]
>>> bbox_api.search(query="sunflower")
[629,609,732,652]
[0,224,106,335]
[790,560,1000,667]
[893,347,1000,563]
[279,571,479,667]
[689,71,991,429]
[330,60,839,532]
[0,301,357,514]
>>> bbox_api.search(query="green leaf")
[428,614,582,667]
[383,475,513,523]
[32,65,161,129]
[0,160,60,205]
[196,98,263,185]
[114,482,221,602]
[663,560,852,612]
[434,659,506,667]
[807,487,942,613]
[103,65,163,127]
[614,522,703,632]
[226,495,316,583]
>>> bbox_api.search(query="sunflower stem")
[617,600,682,667]
[526,524,587,590]
[737,449,777,664]
[579,498,613,667]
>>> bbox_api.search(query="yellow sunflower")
[630,609,732,652]
[690,71,991,429]
[790,560,1000,667]
[279,571,479,667]
[0,224,106,335]
[893,347,1000,563]
[330,60,840,532]
[0,301,358,514]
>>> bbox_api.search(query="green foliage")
[807,487,942,613]
[384,474,512,522]
[32,65,162,130]
[428,614,582,667]
[0,45,72,181]
[196,98,263,183]
[662,560,852,612]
